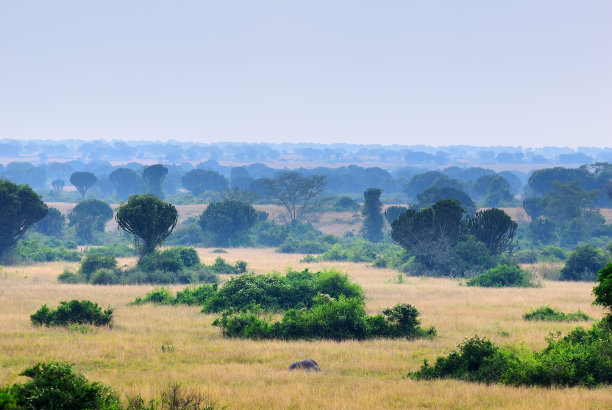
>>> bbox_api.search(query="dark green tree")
[265,171,327,224]
[560,244,608,281]
[109,167,143,200]
[142,164,168,198]
[360,188,384,242]
[528,217,557,245]
[116,194,178,256]
[33,207,65,237]
[69,172,97,199]
[466,208,517,255]
[199,200,258,246]
[593,262,612,322]
[181,169,228,195]
[68,199,114,243]
[0,180,48,261]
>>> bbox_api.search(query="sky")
[0,1,610,148]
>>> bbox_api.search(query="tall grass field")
[1,248,611,408]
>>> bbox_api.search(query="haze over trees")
[69,171,97,199]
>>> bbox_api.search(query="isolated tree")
[142,164,168,198]
[181,169,228,195]
[360,188,384,242]
[116,194,178,256]
[593,262,612,321]
[33,207,65,237]
[199,200,258,246]
[384,206,408,224]
[109,168,142,200]
[69,199,114,243]
[0,180,48,260]
[265,171,327,224]
[69,172,97,199]
[51,179,64,193]
[466,208,517,255]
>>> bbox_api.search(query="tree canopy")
[198,200,258,246]
[361,188,384,243]
[109,167,143,200]
[68,199,114,243]
[69,172,97,199]
[0,180,48,260]
[116,194,178,255]
[142,164,168,198]
[265,172,327,224]
[181,169,228,195]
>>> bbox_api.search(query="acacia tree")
[116,194,178,256]
[109,168,142,200]
[70,172,97,199]
[142,164,168,198]
[198,200,258,246]
[181,169,228,195]
[0,180,48,261]
[361,188,384,242]
[68,199,114,243]
[265,172,327,224]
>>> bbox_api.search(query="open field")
[1,248,611,408]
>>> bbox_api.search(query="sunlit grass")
[1,250,610,408]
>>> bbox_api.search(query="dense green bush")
[410,323,612,387]
[523,306,592,322]
[209,257,248,274]
[131,269,363,314]
[0,362,120,409]
[466,264,537,288]
[213,295,436,341]
[560,244,608,281]
[80,252,118,280]
[31,300,113,326]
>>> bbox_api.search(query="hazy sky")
[1,1,610,147]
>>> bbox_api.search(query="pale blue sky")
[0,1,610,147]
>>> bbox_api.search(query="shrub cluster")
[0,362,120,409]
[213,295,436,341]
[15,234,80,262]
[58,246,219,285]
[131,269,363,313]
[30,300,113,327]
[209,257,247,274]
[466,264,538,288]
[523,306,592,322]
[410,323,612,387]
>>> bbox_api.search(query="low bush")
[209,257,248,274]
[560,244,608,281]
[213,295,436,341]
[466,264,538,288]
[80,252,118,281]
[130,268,363,313]
[0,362,120,409]
[30,300,113,327]
[85,242,137,257]
[410,322,612,387]
[523,306,592,322]
[15,234,81,262]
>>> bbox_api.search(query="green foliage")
[523,306,593,322]
[198,200,258,246]
[265,172,327,223]
[79,252,118,280]
[70,171,98,199]
[32,207,65,237]
[209,257,248,274]
[360,188,384,243]
[467,208,517,255]
[417,185,476,215]
[131,284,219,306]
[213,295,435,341]
[68,199,114,243]
[109,167,143,200]
[410,323,612,387]
[529,217,558,245]
[88,242,138,257]
[466,264,537,288]
[0,180,48,262]
[384,206,408,224]
[15,234,80,262]
[593,263,612,315]
[142,164,168,199]
[116,194,178,255]
[181,169,228,195]
[0,362,120,409]
[560,244,609,281]
[31,300,113,326]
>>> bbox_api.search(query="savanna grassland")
[1,249,611,409]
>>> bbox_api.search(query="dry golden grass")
[1,251,611,409]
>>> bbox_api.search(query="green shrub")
[560,244,608,281]
[30,300,113,326]
[131,287,174,305]
[80,252,118,280]
[87,242,137,257]
[0,362,120,409]
[209,257,248,274]
[410,322,612,387]
[16,238,81,262]
[90,269,118,285]
[131,284,218,306]
[515,250,538,264]
[213,295,435,341]
[57,269,83,284]
[540,246,567,261]
[466,264,537,288]
[523,306,593,322]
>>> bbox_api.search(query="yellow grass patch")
[1,250,610,408]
